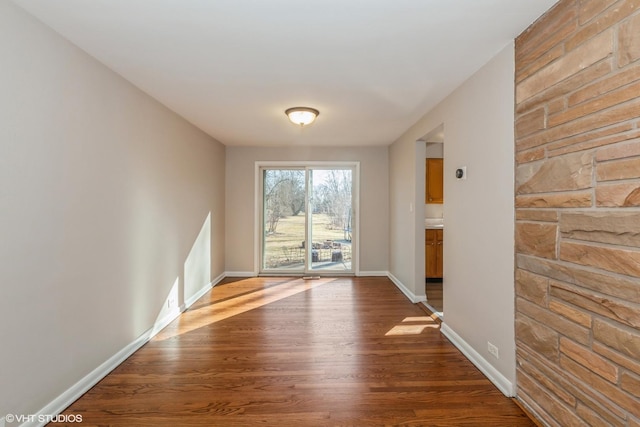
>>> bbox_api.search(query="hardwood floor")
[425,280,443,314]
[56,277,534,426]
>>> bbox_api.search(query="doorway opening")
[258,163,358,275]
[421,125,444,319]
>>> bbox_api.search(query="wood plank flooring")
[425,280,443,314]
[55,277,535,426]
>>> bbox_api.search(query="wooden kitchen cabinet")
[425,229,443,278]
[425,158,443,204]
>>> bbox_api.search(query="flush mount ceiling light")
[285,107,319,127]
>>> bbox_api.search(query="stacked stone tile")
[514,0,640,425]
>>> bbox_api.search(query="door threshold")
[258,273,356,278]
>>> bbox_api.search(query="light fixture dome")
[285,107,319,126]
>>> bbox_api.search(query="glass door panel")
[262,169,306,272]
[309,169,352,272]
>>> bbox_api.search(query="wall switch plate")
[1,416,5,427]
[488,342,499,359]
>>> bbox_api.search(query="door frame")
[254,161,360,276]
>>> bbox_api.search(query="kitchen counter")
[424,218,444,229]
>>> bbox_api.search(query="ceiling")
[13,0,557,147]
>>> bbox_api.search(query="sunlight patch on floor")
[385,316,440,336]
[155,277,334,340]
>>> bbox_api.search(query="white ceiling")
[14,0,557,147]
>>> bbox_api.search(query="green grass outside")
[264,213,351,268]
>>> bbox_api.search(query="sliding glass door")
[308,169,352,272]
[262,168,307,272]
[260,164,355,275]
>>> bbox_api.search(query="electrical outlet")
[488,342,499,359]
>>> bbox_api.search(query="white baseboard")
[440,323,515,397]
[387,272,425,303]
[183,272,225,308]
[357,271,388,276]
[224,271,257,277]
[23,276,224,427]
[22,324,156,427]
[150,305,184,337]
[226,271,392,278]
[420,301,443,320]
[184,287,209,310]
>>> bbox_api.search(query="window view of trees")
[263,169,352,235]
[263,170,305,233]
[313,169,352,233]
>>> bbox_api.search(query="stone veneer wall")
[514,0,640,426]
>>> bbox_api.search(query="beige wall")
[225,146,389,274]
[515,1,640,424]
[0,0,225,418]
[390,43,518,391]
